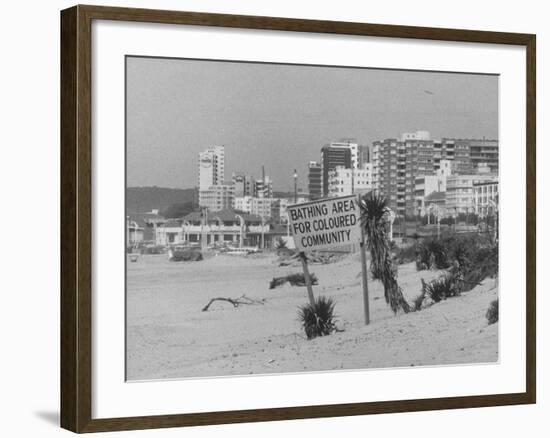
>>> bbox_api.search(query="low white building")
[234,196,253,213]
[199,184,235,212]
[327,163,372,197]
[473,181,499,217]
[250,197,277,219]
[155,210,270,247]
[446,174,497,214]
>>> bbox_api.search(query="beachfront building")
[127,210,165,245]
[198,145,227,209]
[234,195,253,213]
[198,146,225,190]
[358,144,370,166]
[446,174,498,215]
[473,181,499,217]
[198,184,235,212]
[154,210,272,248]
[329,139,359,169]
[250,196,277,218]
[414,168,449,216]
[422,191,446,218]
[321,145,352,197]
[253,175,273,198]
[232,172,254,197]
[372,131,498,217]
[327,163,373,197]
[307,161,322,200]
[127,219,144,245]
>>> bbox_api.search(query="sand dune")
[126,252,498,381]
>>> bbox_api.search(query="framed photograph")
[60,4,536,433]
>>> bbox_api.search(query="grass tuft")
[297,296,337,340]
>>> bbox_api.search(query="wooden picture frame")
[61,4,536,433]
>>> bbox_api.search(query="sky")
[126,56,498,192]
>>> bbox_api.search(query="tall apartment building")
[321,146,352,197]
[198,146,225,209]
[307,161,322,200]
[358,144,370,166]
[372,131,498,216]
[198,146,224,190]
[465,138,499,173]
[329,139,359,169]
[328,163,373,197]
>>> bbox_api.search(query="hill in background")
[126,186,196,213]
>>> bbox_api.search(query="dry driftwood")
[201,294,266,311]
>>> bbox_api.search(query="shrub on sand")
[417,239,449,270]
[486,299,499,324]
[298,296,336,340]
[275,237,288,250]
[394,244,418,265]
[421,275,459,303]
[269,272,318,289]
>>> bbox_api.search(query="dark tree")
[161,201,195,218]
[359,193,411,314]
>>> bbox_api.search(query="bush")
[269,273,319,289]
[394,244,418,264]
[462,244,498,291]
[169,248,203,261]
[298,296,337,340]
[417,239,449,270]
[486,299,499,324]
[275,237,288,250]
[421,275,460,303]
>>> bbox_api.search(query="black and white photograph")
[125,56,500,381]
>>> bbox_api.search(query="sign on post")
[287,194,370,324]
[287,195,361,251]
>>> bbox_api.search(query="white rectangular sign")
[287,195,361,251]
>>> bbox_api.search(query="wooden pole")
[299,252,316,307]
[359,211,370,325]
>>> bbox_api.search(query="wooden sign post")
[358,196,370,325]
[287,195,368,320]
[299,252,316,307]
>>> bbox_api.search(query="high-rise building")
[461,138,499,173]
[307,161,322,200]
[329,139,359,169]
[198,146,224,190]
[198,146,225,209]
[358,144,370,166]
[372,132,498,216]
[321,146,352,197]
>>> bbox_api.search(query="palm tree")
[359,193,411,314]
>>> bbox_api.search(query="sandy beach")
[126,252,498,381]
